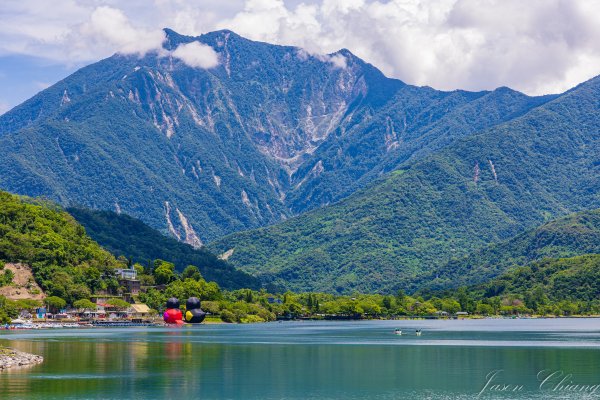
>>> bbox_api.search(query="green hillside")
[211,76,600,294]
[0,191,124,303]
[435,254,600,316]
[67,207,260,290]
[414,209,600,293]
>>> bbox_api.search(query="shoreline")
[0,347,43,371]
[3,314,600,331]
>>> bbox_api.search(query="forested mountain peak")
[0,29,579,257]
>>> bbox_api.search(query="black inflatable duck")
[184,297,206,324]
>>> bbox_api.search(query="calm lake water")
[1,319,600,399]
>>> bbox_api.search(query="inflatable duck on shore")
[163,297,206,325]
[163,297,183,325]
[184,297,206,324]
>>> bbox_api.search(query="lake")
[1,319,600,399]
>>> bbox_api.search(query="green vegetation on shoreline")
[435,254,600,316]
[136,253,600,321]
[2,190,600,325]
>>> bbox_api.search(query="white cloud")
[77,6,166,56]
[217,0,600,95]
[312,53,347,68]
[171,41,219,69]
[0,0,599,96]
[327,54,346,69]
[0,3,166,63]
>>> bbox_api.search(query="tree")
[67,283,92,303]
[557,300,578,316]
[339,300,363,316]
[139,288,166,312]
[286,301,304,317]
[83,267,102,293]
[0,295,19,320]
[220,309,236,323]
[199,281,222,301]
[0,309,10,324]
[182,265,202,281]
[359,300,381,316]
[73,299,97,311]
[0,268,14,286]
[133,263,145,275]
[476,303,494,316]
[164,280,186,301]
[457,287,476,313]
[382,295,393,311]
[153,260,176,285]
[106,298,130,310]
[14,299,42,311]
[441,299,461,314]
[320,301,340,315]
[45,296,67,313]
[396,289,406,305]
[201,301,220,314]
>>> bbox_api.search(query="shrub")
[220,309,236,323]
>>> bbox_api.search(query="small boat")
[416,329,422,336]
[394,329,402,335]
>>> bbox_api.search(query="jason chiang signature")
[478,369,600,397]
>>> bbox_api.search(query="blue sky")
[0,54,84,113]
[1,0,599,115]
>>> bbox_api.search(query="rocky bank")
[0,347,43,371]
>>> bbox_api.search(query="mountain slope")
[457,254,600,304]
[0,29,395,243]
[413,209,600,293]
[211,75,600,293]
[0,191,124,303]
[0,29,550,243]
[67,207,260,290]
[286,86,554,213]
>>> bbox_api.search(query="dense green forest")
[0,191,124,304]
[436,254,600,316]
[0,191,257,322]
[67,208,260,290]
[1,190,599,324]
[411,209,600,292]
[211,75,600,293]
[92,253,600,321]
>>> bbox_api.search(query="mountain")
[0,29,551,244]
[67,207,260,290]
[210,75,600,294]
[413,209,600,294]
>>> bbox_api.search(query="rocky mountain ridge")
[0,29,553,244]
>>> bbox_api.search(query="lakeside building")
[115,267,141,297]
[115,267,137,280]
[129,304,153,321]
